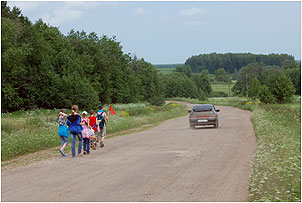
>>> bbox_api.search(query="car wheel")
[190,124,195,129]
[214,120,218,128]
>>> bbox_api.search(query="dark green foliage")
[192,70,212,95]
[267,71,295,104]
[283,62,301,95]
[215,68,230,83]
[248,77,262,101]
[258,85,276,104]
[1,3,165,112]
[232,62,296,104]
[149,96,165,106]
[174,64,193,78]
[231,63,280,97]
[185,52,295,74]
[160,72,205,100]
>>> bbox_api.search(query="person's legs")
[77,132,83,154]
[71,132,76,157]
[100,125,106,148]
[86,138,90,154]
[59,136,66,156]
[60,136,68,151]
[83,138,87,153]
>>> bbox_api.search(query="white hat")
[82,111,88,115]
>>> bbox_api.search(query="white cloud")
[7,1,41,13]
[180,7,206,18]
[41,2,84,27]
[135,7,147,14]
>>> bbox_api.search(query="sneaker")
[59,149,66,157]
[100,141,105,148]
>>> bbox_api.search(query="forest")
[185,52,296,73]
[1,2,163,112]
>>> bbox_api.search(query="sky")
[7,1,301,64]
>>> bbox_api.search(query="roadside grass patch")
[249,104,301,202]
[1,102,187,161]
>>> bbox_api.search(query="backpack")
[97,111,105,128]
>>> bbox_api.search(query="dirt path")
[1,104,256,202]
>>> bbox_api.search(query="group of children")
[57,105,110,157]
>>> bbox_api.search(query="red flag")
[109,105,116,115]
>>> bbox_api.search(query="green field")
[210,81,236,97]
[1,102,187,161]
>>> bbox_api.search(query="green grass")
[1,102,187,161]
[249,103,301,202]
[210,81,236,97]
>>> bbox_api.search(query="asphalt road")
[1,104,256,202]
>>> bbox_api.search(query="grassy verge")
[169,96,301,202]
[249,103,301,202]
[1,102,187,161]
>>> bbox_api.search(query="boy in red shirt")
[88,109,98,150]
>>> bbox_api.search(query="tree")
[1,4,168,112]
[248,77,261,101]
[192,70,212,95]
[267,71,295,104]
[174,64,193,78]
[160,72,201,99]
[258,85,275,104]
[215,68,229,83]
[185,53,295,74]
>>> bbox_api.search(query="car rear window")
[193,108,212,112]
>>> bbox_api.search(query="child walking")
[58,109,69,157]
[81,111,91,155]
[97,105,110,148]
[66,105,83,158]
[88,109,98,150]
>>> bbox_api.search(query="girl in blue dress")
[58,109,69,157]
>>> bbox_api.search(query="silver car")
[188,104,220,129]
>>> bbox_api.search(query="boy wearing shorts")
[96,105,110,148]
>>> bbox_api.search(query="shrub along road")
[1,103,256,201]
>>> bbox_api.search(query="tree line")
[232,62,300,103]
[185,52,296,74]
[1,2,163,112]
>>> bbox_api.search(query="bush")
[149,96,165,106]
[258,85,276,104]
[268,71,295,104]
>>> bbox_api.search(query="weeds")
[249,104,301,202]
